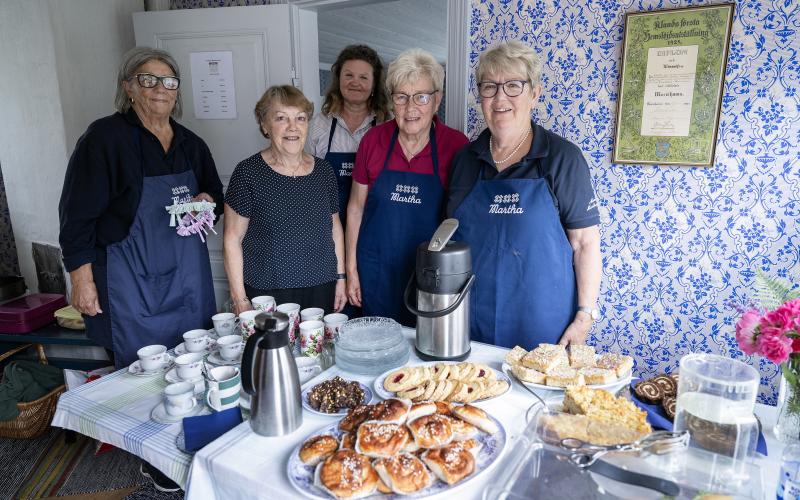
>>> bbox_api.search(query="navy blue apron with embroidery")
[453,167,576,349]
[356,125,443,327]
[324,117,375,228]
[84,130,216,368]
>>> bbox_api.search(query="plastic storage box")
[0,293,67,334]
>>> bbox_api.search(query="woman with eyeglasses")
[59,47,223,373]
[447,41,601,350]
[345,48,468,327]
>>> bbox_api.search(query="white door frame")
[291,0,470,133]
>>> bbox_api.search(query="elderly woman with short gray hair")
[446,41,602,350]
[345,48,468,326]
[59,46,223,373]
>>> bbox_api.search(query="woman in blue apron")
[59,48,221,370]
[447,42,602,349]
[345,49,469,326]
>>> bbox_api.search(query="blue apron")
[85,131,216,368]
[453,166,576,349]
[324,117,376,228]
[357,125,443,327]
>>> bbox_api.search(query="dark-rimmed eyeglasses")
[391,90,438,106]
[133,73,180,90]
[477,80,528,98]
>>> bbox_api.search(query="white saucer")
[164,368,205,394]
[150,399,203,424]
[206,350,242,366]
[174,340,217,356]
[128,357,174,377]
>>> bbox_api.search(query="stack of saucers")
[335,317,409,375]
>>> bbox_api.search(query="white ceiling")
[316,0,447,66]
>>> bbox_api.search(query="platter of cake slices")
[287,398,506,498]
[502,343,633,392]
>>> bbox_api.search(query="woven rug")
[0,427,172,499]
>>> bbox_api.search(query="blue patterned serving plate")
[286,410,506,499]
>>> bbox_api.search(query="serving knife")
[586,459,680,496]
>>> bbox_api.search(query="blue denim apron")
[85,131,216,368]
[453,167,576,349]
[356,125,442,327]
[324,117,375,228]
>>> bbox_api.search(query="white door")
[133,5,320,309]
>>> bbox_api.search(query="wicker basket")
[0,343,65,439]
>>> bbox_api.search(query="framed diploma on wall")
[612,4,734,166]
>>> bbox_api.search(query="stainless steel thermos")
[404,219,474,361]
[241,311,302,436]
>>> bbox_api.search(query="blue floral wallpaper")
[470,0,799,404]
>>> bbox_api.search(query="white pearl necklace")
[489,128,532,164]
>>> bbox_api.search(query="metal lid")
[255,311,289,332]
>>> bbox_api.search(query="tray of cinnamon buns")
[374,362,511,404]
[287,398,506,498]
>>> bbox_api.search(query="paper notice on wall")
[640,45,698,137]
[190,51,237,120]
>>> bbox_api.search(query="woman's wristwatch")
[577,306,600,321]
[336,273,347,280]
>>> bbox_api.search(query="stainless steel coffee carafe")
[404,219,474,361]
[241,311,302,436]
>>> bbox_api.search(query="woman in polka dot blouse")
[223,85,347,315]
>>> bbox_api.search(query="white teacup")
[217,335,244,361]
[164,381,195,416]
[212,312,237,336]
[323,313,348,342]
[300,307,324,322]
[137,345,168,372]
[175,352,204,380]
[238,310,260,338]
[205,366,241,412]
[183,329,210,353]
[251,296,276,313]
[295,356,322,384]
[299,320,325,357]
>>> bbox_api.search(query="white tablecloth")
[186,332,783,499]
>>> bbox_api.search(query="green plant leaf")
[755,270,800,310]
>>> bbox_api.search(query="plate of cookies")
[374,362,511,404]
[502,344,633,392]
[287,399,506,498]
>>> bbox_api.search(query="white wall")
[0,0,143,293]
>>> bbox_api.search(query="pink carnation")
[793,338,800,353]
[735,310,761,355]
[757,333,793,364]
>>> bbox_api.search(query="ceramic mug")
[205,366,241,412]
[299,320,325,357]
[137,345,169,372]
[276,303,301,350]
[164,381,195,416]
[238,310,260,339]
[300,307,324,322]
[175,352,204,380]
[212,312,237,336]
[251,296,276,313]
[183,329,210,353]
[295,356,322,384]
[217,334,244,361]
[323,313,348,342]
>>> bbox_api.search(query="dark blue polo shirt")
[446,121,600,230]
[59,109,224,272]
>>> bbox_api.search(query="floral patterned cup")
[251,296,276,313]
[299,320,324,357]
[323,313,348,342]
[276,303,301,351]
[238,310,260,339]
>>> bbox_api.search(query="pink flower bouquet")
[735,298,800,365]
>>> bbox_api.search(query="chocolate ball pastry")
[662,395,677,420]
[308,376,366,413]
[407,413,454,448]
[355,422,409,458]
[651,375,677,397]
[300,434,339,465]
[634,380,663,404]
[421,441,476,485]
[316,450,379,499]
[373,453,432,495]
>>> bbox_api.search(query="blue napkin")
[182,407,243,452]
[629,380,767,456]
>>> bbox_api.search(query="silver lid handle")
[427,218,459,252]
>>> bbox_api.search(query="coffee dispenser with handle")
[404,218,474,361]
[241,311,302,436]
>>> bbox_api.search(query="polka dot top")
[226,153,339,290]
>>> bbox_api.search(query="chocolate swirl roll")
[662,395,677,420]
[634,380,663,403]
[652,375,677,397]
